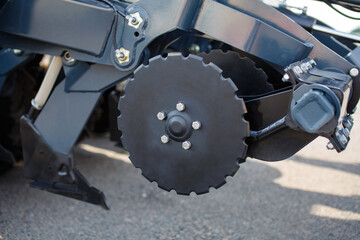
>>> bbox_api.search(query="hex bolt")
[338,134,348,145]
[157,112,167,121]
[63,51,76,65]
[13,49,23,56]
[282,73,290,82]
[115,50,125,59]
[131,17,138,25]
[300,63,309,72]
[348,115,354,123]
[349,68,359,78]
[115,48,130,64]
[343,128,350,138]
[161,135,169,144]
[343,120,352,130]
[176,102,185,112]
[293,66,303,75]
[182,141,192,150]
[192,121,202,130]
[127,12,143,29]
[326,142,334,150]
[309,59,317,67]
[189,43,200,54]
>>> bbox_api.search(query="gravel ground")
[0,112,359,239]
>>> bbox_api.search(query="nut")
[115,48,130,64]
[161,135,169,144]
[182,141,191,150]
[192,121,201,130]
[326,142,334,150]
[157,112,166,121]
[127,12,143,29]
[282,73,290,82]
[13,49,23,56]
[176,102,185,112]
[349,68,359,78]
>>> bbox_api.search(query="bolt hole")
[134,31,140,37]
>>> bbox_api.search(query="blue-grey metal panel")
[195,1,313,67]
[114,0,200,70]
[0,48,32,75]
[214,0,354,71]
[64,62,132,92]
[0,0,114,56]
[34,81,101,154]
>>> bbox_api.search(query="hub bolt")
[157,112,166,121]
[176,102,186,112]
[182,141,192,150]
[350,68,359,78]
[161,135,169,144]
[192,121,202,130]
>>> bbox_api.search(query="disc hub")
[165,110,192,141]
[118,53,249,195]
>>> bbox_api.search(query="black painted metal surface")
[21,116,108,209]
[0,0,358,205]
[118,54,249,194]
[0,0,115,56]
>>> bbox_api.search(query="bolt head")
[326,142,334,150]
[309,59,317,67]
[127,12,143,29]
[157,112,166,121]
[13,49,23,56]
[161,135,169,144]
[343,120,352,130]
[282,73,290,82]
[115,48,130,64]
[343,128,350,138]
[182,141,191,150]
[189,44,200,54]
[350,68,359,78]
[300,63,309,72]
[338,134,348,145]
[293,66,303,75]
[192,121,201,130]
[115,49,125,60]
[176,102,185,112]
[131,17,138,24]
[63,52,76,65]
[348,115,354,123]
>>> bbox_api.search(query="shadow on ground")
[0,140,359,240]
